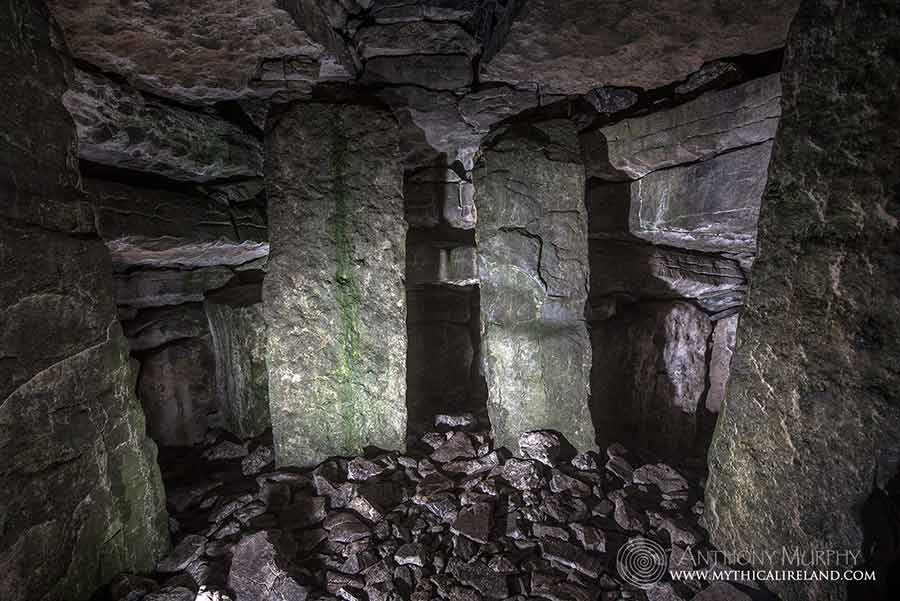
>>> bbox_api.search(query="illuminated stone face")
[264,101,408,467]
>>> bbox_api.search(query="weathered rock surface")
[228,530,307,601]
[362,54,474,90]
[0,1,88,233]
[265,101,407,467]
[107,238,269,273]
[114,266,237,308]
[482,0,800,94]
[0,4,169,600]
[376,86,484,169]
[592,302,712,463]
[476,120,593,452]
[48,0,328,103]
[122,303,210,352]
[0,223,172,601]
[586,75,781,179]
[137,337,217,447]
[91,179,245,243]
[619,142,774,253]
[706,3,900,601]
[63,69,264,182]
[376,81,540,169]
[206,301,271,439]
[675,61,744,97]
[588,240,747,316]
[89,178,269,271]
[458,84,539,132]
[704,315,738,413]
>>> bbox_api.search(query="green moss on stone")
[329,117,366,449]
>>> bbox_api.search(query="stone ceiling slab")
[48,0,328,104]
[481,0,801,94]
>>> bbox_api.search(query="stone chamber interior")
[2,2,899,601]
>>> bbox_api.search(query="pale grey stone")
[476,120,593,452]
[407,242,479,287]
[675,61,743,95]
[376,86,483,168]
[705,5,900,601]
[228,531,307,601]
[265,101,406,467]
[629,142,775,253]
[458,84,539,132]
[591,75,781,179]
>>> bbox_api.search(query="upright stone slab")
[475,120,593,452]
[206,300,271,439]
[0,3,169,599]
[706,3,900,601]
[265,101,407,467]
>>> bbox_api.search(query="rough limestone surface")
[0,1,88,233]
[592,302,712,464]
[91,178,266,239]
[0,4,169,600]
[705,315,739,413]
[122,303,210,353]
[63,69,263,182]
[265,101,407,467]
[588,240,747,316]
[628,142,775,253]
[205,301,271,439]
[482,0,801,94]
[589,74,782,179]
[137,337,216,447]
[90,179,239,243]
[114,266,237,309]
[476,120,593,452]
[47,0,326,103]
[89,178,269,271]
[706,3,900,601]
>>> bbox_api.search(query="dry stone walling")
[265,102,408,467]
[475,120,594,453]
[582,72,781,465]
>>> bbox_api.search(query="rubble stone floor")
[101,416,773,601]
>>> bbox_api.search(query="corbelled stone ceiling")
[3,2,899,601]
